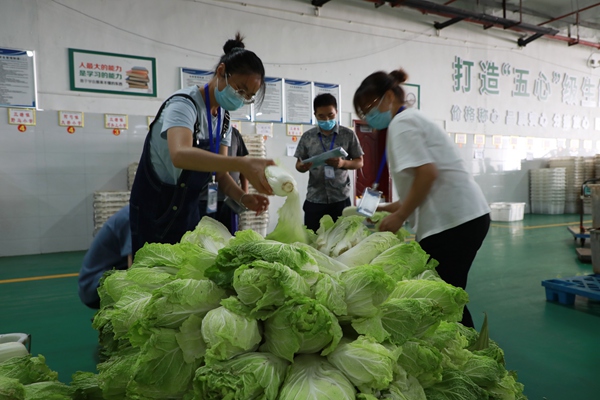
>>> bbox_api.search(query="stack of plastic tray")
[127,162,139,191]
[529,168,566,214]
[548,157,583,214]
[93,191,130,234]
[239,134,269,236]
[583,157,596,215]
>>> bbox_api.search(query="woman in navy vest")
[130,33,274,256]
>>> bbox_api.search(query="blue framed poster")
[0,47,37,108]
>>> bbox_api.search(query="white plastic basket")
[490,202,526,222]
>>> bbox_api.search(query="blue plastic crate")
[541,274,600,305]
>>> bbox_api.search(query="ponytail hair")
[215,32,266,105]
[353,68,408,116]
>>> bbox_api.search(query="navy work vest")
[129,92,229,256]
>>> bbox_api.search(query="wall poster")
[0,47,37,108]
[69,48,156,97]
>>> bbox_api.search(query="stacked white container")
[93,191,130,234]
[127,162,139,191]
[583,157,596,214]
[548,157,583,214]
[529,168,566,214]
[238,134,269,236]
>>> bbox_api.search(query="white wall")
[0,110,145,256]
[2,0,600,255]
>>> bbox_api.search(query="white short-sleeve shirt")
[386,108,490,240]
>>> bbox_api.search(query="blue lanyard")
[374,106,406,187]
[204,84,221,154]
[375,153,387,187]
[319,132,337,152]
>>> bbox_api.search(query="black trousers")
[303,198,351,232]
[418,213,491,329]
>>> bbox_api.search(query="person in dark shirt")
[78,206,131,309]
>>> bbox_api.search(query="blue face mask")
[317,119,336,131]
[214,75,245,111]
[364,98,392,130]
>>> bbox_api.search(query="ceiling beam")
[363,0,600,49]
[517,32,544,47]
[538,2,600,27]
[385,0,558,36]
[434,17,465,30]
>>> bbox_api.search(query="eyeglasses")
[357,97,383,119]
[225,74,256,104]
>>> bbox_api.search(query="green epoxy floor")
[1,215,599,399]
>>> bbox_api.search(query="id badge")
[207,181,218,214]
[324,166,335,179]
[357,187,382,217]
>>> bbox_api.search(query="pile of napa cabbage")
[78,208,527,400]
[0,194,526,399]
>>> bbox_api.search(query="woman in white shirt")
[353,68,491,328]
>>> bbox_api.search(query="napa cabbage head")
[0,376,24,400]
[423,369,488,400]
[351,297,443,345]
[127,328,200,399]
[207,239,319,289]
[396,339,444,389]
[180,216,232,254]
[326,336,401,392]
[97,349,140,400]
[193,352,289,400]
[313,273,347,316]
[0,355,58,385]
[389,279,469,322]
[97,268,173,308]
[278,354,356,400]
[128,241,217,279]
[424,321,472,369]
[487,371,526,400]
[314,215,371,257]
[175,314,206,364]
[459,353,506,389]
[292,242,350,276]
[69,371,103,400]
[369,242,438,281]
[260,297,342,362]
[385,366,427,400]
[201,306,261,363]
[231,260,311,318]
[265,165,296,197]
[340,265,396,317]
[23,381,74,400]
[265,183,310,244]
[132,279,226,345]
[336,232,403,268]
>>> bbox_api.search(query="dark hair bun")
[389,69,408,84]
[223,32,246,55]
